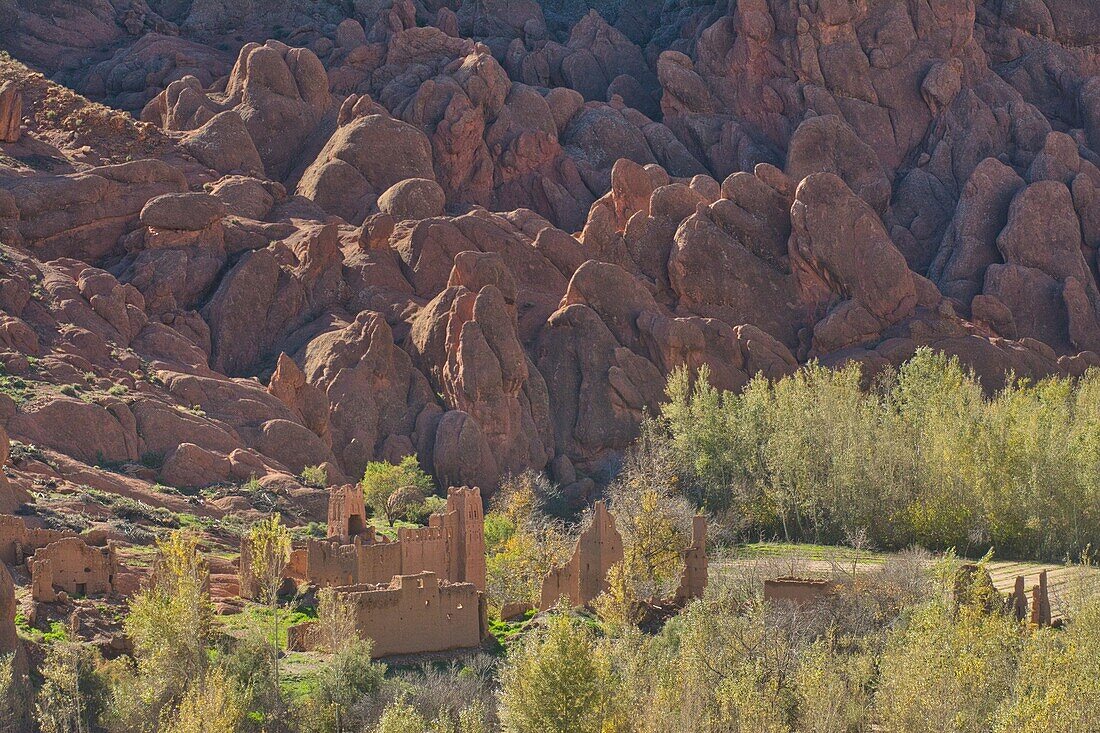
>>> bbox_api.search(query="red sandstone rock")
[0,0,1098,498]
[0,81,22,143]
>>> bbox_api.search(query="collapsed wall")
[675,515,707,603]
[291,571,486,658]
[540,501,624,610]
[540,504,709,610]
[0,514,73,566]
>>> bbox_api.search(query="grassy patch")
[0,372,36,405]
[219,603,317,650]
[370,517,420,541]
[16,613,69,644]
[487,609,536,652]
[9,441,48,464]
[731,542,887,564]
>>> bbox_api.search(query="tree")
[160,667,247,733]
[372,697,428,733]
[386,485,427,524]
[35,643,100,733]
[247,514,292,712]
[297,638,385,733]
[499,614,621,733]
[484,473,573,609]
[362,456,434,525]
[994,598,1100,732]
[117,530,212,727]
[608,422,695,600]
[314,586,358,654]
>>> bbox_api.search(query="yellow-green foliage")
[993,599,1100,732]
[248,514,292,605]
[499,614,622,733]
[115,530,213,728]
[661,348,1100,559]
[875,598,1022,732]
[160,667,248,733]
[606,422,696,600]
[362,456,434,524]
[484,474,574,609]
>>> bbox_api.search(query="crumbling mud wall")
[290,571,486,658]
[0,514,72,566]
[674,515,708,603]
[28,537,117,602]
[763,577,837,606]
[540,501,623,610]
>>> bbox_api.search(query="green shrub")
[361,456,434,525]
[300,465,328,489]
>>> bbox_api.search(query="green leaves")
[659,349,1100,560]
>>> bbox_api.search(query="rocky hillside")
[0,0,1098,515]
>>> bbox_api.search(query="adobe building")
[28,537,118,602]
[674,515,708,603]
[0,514,73,566]
[241,486,486,598]
[763,577,837,606]
[540,501,624,610]
[290,571,486,658]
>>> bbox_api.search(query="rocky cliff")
[0,0,1098,507]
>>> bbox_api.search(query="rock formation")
[0,0,1097,498]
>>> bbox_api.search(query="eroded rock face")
[0,81,22,142]
[1,0,1100,496]
[297,113,435,225]
[790,173,918,356]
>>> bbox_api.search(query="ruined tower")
[675,515,708,602]
[327,483,369,543]
[443,486,487,591]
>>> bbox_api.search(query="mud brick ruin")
[540,501,624,610]
[540,503,709,611]
[327,483,369,543]
[28,537,117,602]
[764,577,838,606]
[292,571,486,659]
[0,514,72,565]
[0,514,118,603]
[245,485,488,658]
[1007,570,1053,626]
[675,515,708,603]
[241,485,487,598]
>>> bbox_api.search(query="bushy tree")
[297,639,386,733]
[607,421,695,600]
[110,530,212,729]
[875,595,1021,732]
[35,643,101,733]
[499,614,621,733]
[484,473,572,608]
[993,599,1100,732]
[362,456,434,525]
[160,667,248,733]
[247,514,292,716]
